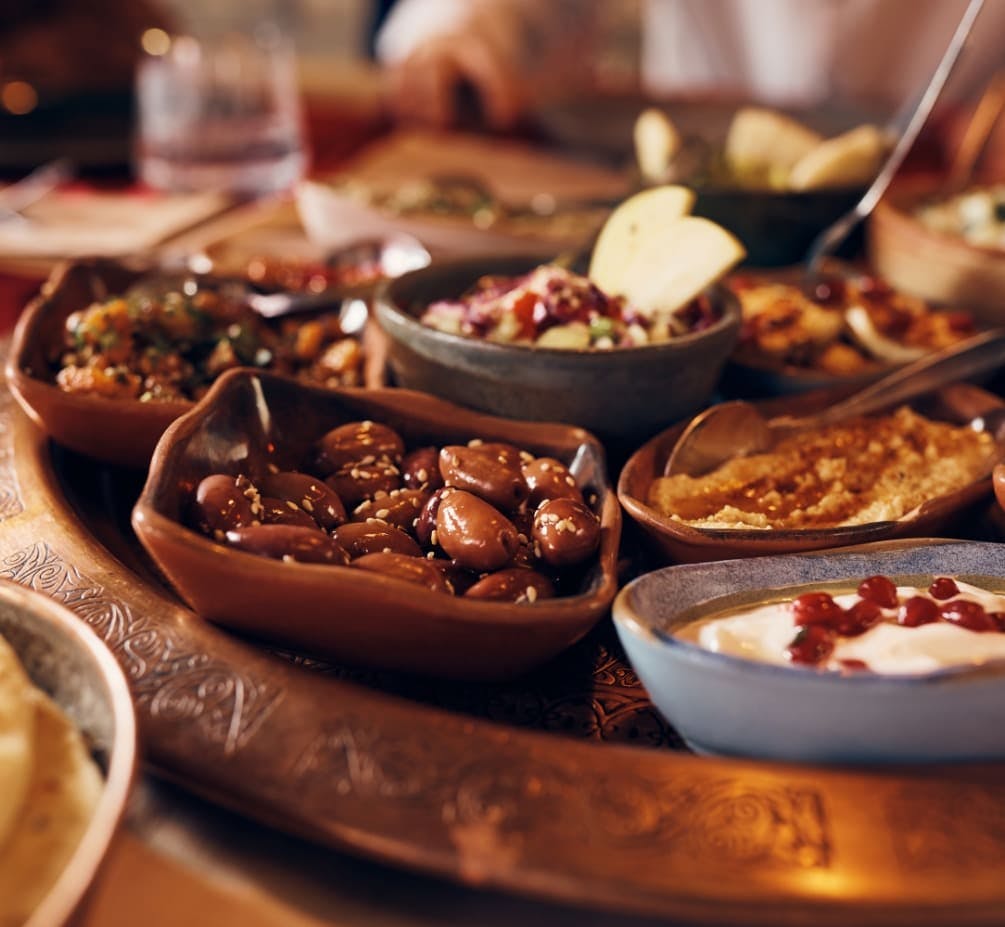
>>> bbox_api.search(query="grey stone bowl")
[373,256,741,446]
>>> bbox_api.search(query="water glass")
[136,26,306,195]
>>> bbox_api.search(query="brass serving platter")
[3,352,1005,925]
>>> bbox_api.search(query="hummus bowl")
[618,382,1005,563]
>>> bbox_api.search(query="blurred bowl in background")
[869,179,1005,325]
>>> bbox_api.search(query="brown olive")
[415,487,448,547]
[464,568,555,603]
[508,508,536,568]
[259,496,321,530]
[351,488,429,531]
[309,421,405,476]
[439,444,528,512]
[470,440,525,466]
[522,457,583,508]
[351,552,452,593]
[426,558,479,595]
[256,470,346,530]
[532,498,601,568]
[324,457,401,507]
[192,474,259,538]
[334,521,422,559]
[401,446,444,491]
[224,524,349,565]
[434,489,518,572]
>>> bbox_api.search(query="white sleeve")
[376,0,598,68]
[375,0,480,64]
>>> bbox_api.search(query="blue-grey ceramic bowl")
[374,256,741,446]
[613,539,1005,764]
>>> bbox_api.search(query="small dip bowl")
[618,382,1005,563]
[613,539,1005,764]
[0,579,136,926]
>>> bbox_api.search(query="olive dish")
[132,370,621,681]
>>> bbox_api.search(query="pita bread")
[0,634,35,853]
[0,687,102,926]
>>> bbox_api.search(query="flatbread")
[0,634,35,853]
[0,688,102,926]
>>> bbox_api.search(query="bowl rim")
[375,255,742,360]
[132,368,622,629]
[612,538,1005,687]
[0,578,137,927]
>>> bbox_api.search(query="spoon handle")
[945,70,1005,194]
[777,329,1005,431]
[804,0,985,272]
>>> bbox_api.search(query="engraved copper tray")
[3,354,1005,925]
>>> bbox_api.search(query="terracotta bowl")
[6,258,386,469]
[0,579,136,927]
[373,256,741,447]
[868,179,1005,325]
[132,370,621,681]
[618,382,1005,564]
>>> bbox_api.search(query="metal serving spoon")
[664,328,1005,477]
[803,0,985,274]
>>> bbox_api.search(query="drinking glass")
[135,25,306,195]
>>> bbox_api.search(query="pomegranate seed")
[929,577,959,600]
[899,596,938,627]
[857,575,898,609]
[939,600,995,632]
[838,658,869,672]
[786,625,835,665]
[838,600,883,637]
[811,278,845,306]
[792,592,843,628]
[856,275,892,298]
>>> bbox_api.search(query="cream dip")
[677,580,1005,675]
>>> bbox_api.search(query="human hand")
[383,34,524,130]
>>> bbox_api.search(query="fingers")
[383,36,523,130]
[387,44,458,128]
[451,41,523,129]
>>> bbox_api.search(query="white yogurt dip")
[677,580,1005,674]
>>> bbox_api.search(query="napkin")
[0,188,231,259]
